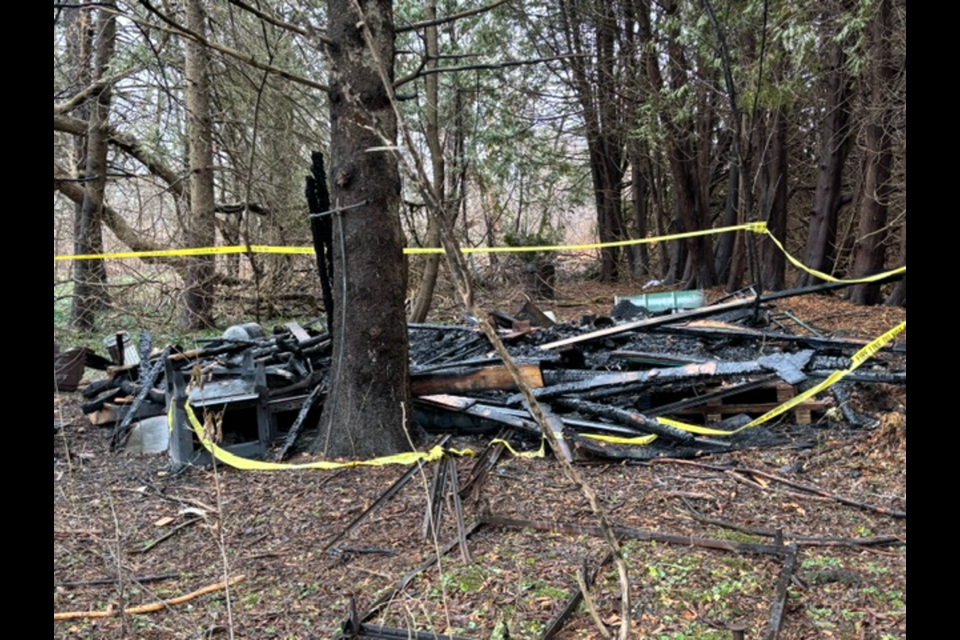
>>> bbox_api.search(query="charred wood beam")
[321,436,451,553]
[459,427,512,499]
[571,434,730,461]
[508,352,813,405]
[555,399,696,444]
[660,325,906,354]
[423,456,449,540]
[645,376,776,417]
[411,364,543,396]
[56,572,180,589]
[345,623,480,640]
[538,299,757,351]
[109,347,171,450]
[273,382,323,461]
[542,278,905,352]
[81,387,124,414]
[679,497,902,548]
[764,545,799,640]
[808,370,905,384]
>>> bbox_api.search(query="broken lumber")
[555,398,696,443]
[538,298,758,351]
[764,545,798,640]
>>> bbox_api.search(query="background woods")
[54,0,906,335]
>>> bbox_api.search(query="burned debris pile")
[57,287,906,466]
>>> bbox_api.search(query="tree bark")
[313,0,412,458]
[799,33,854,286]
[409,0,445,323]
[760,108,789,291]
[183,0,217,329]
[70,4,115,331]
[850,0,894,304]
[559,0,626,282]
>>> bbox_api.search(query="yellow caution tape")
[54,245,316,261]
[54,223,767,261]
[405,223,769,255]
[761,230,907,284]
[578,433,659,446]
[52,224,904,286]
[183,399,471,470]
[491,437,546,459]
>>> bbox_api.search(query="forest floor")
[54,278,906,639]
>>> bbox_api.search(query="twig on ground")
[54,575,246,620]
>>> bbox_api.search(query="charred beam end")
[555,398,696,444]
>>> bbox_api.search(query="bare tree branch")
[396,0,512,34]
[224,0,332,46]
[54,113,186,197]
[395,54,580,88]
[54,160,185,272]
[54,67,141,115]
[136,0,330,93]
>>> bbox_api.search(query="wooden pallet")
[668,381,823,425]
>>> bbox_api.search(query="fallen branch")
[483,514,786,556]
[130,517,202,555]
[540,553,614,640]
[575,566,612,639]
[56,573,180,589]
[679,497,903,548]
[54,575,245,620]
[655,459,906,518]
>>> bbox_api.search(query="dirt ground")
[54,282,906,639]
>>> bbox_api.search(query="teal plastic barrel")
[613,289,705,312]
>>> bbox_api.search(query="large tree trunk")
[798,37,854,286]
[183,0,217,329]
[314,0,412,458]
[850,0,894,305]
[69,4,114,331]
[409,0,444,322]
[559,0,626,282]
[760,108,789,291]
[885,220,905,306]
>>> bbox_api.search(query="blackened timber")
[109,347,171,450]
[764,544,798,640]
[809,370,905,384]
[459,427,511,499]
[659,324,906,354]
[572,434,729,461]
[645,376,777,417]
[538,298,757,350]
[351,623,480,640]
[321,436,451,553]
[555,398,696,443]
[507,355,813,405]
[423,456,449,540]
[273,382,323,461]
[447,459,472,563]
